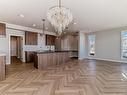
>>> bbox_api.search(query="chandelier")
[47,0,73,36]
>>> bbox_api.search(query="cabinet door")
[25,32,38,45]
[46,35,56,45]
[0,23,6,36]
[51,36,56,45]
[55,37,61,50]
[46,35,50,45]
[25,52,35,62]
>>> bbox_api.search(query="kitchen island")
[34,51,70,69]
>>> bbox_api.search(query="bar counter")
[34,51,71,69]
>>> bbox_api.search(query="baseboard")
[6,62,10,65]
[85,57,127,63]
[78,58,85,60]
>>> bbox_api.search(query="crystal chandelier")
[47,0,73,36]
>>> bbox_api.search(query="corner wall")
[85,26,127,63]
[78,32,87,60]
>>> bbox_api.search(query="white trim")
[6,63,10,65]
[0,21,56,35]
[78,32,80,59]
[121,31,127,59]
[0,53,6,56]
[78,58,84,60]
[9,34,25,64]
[85,57,127,63]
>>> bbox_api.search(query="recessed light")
[19,14,25,18]
[45,27,48,30]
[32,24,36,27]
[73,22,77,25]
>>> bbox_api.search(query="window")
[88,35,95,56]
[121,31,127,59]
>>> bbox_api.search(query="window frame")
[121,31,127,59]
[88,34,96,56]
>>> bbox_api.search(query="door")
[17,37,23,61]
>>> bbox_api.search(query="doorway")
[10,36,23,64]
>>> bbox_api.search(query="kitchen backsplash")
[24,45,55,51]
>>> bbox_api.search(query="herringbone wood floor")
[1,58,127,95]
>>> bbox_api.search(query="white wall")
[78,32,87,60]
[85,26,127,63]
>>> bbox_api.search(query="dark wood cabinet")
[34,54,38,68]
[46,35,56,45]
[0,23,6,36]
[25,31,38,63]
[0,56,5,81]
[35,52,70,69]
[55,37,61,51]
[25,52,35,63]
[25,31,38,45]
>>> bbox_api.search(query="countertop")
[34,50,78,54]
[0,52,6,56]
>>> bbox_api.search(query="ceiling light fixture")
[47,0,73,36]
[32,24,36,27]
[19,14,24,18]
[73,22,77,25]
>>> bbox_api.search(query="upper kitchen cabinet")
[61,32,79,51]
[46,35,56,45]
[25,31,38,45]
[0,23,6,37]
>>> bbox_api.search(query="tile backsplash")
[24,45,55,51]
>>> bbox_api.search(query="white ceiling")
[0,0,127,32]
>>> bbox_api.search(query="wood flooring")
[0,58,127,95]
